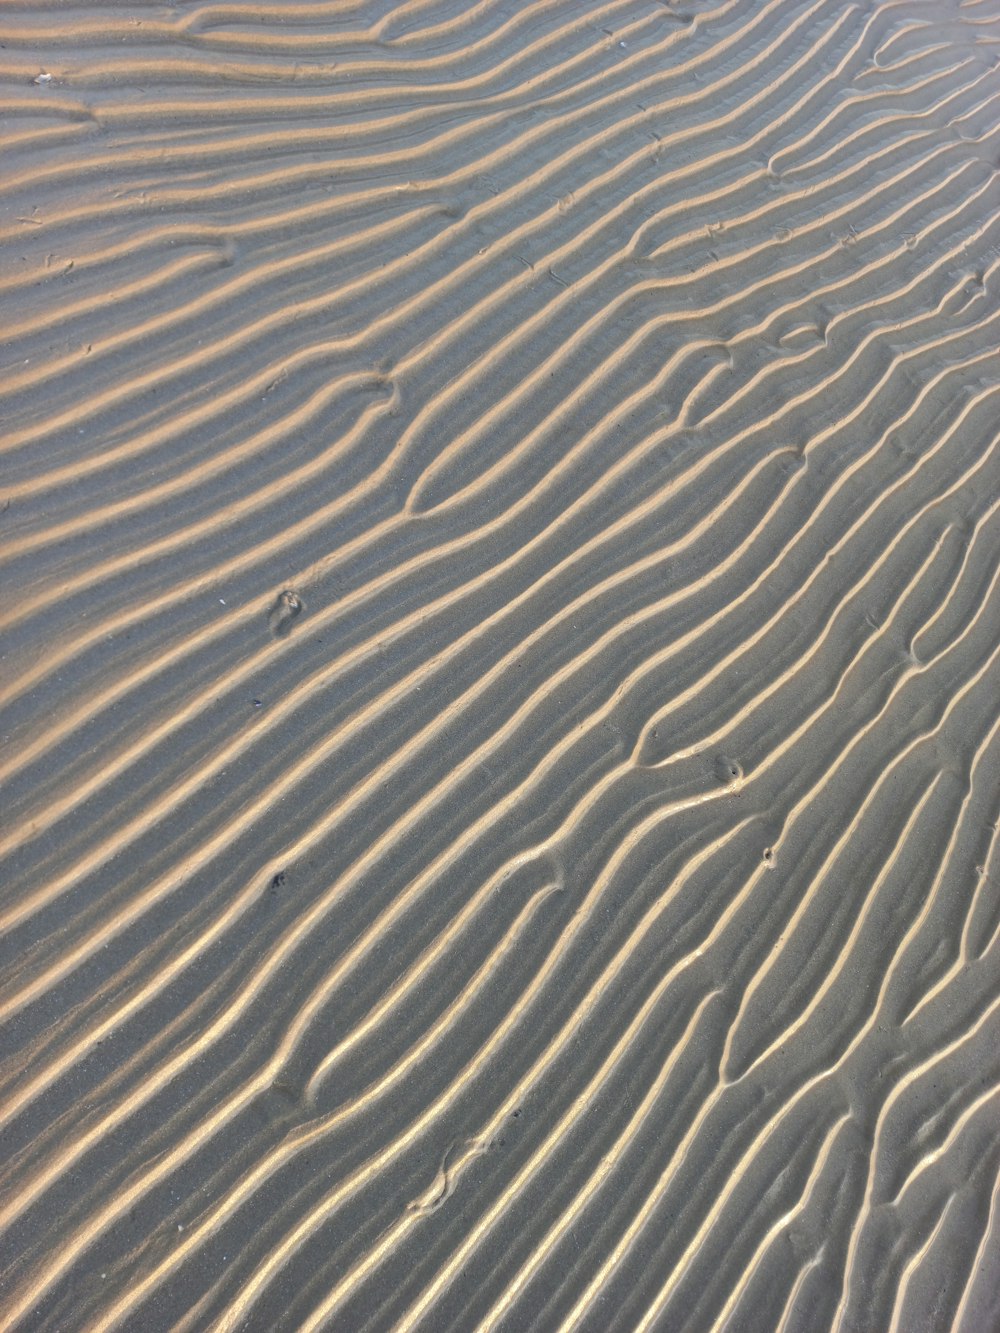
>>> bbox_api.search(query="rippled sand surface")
[3,2,1000,1329]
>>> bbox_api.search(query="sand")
[2,0,1000,1329]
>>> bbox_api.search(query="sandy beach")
[2,0,1000,1328]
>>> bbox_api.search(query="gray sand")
[2,1,1000,1329]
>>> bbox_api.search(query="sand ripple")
[2,0,1000,1328]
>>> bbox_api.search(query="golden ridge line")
[3,2,998,1326]
[0,7,656,202]
[886,1199,955,1333]
[703,1115,854,1333]
[1,0,599,60]
[834,988,1000,1329]
[1,144,997,778]
[7,99,992,583]
[0,0,841,429]
[1,381,997,1162]
[368,636,990,1329]
[637,1115,857,1333]
[0,5,922,318]
[274,549,1000,1322]
[10,819,747,1330]
[5,291,997,959]
[1,357,997,1146]
[0,0,732,237]
[16,554,996,1328]
[951,1163,1000,1328]
[5,63,981,557]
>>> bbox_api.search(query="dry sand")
[2,0,1000,1329]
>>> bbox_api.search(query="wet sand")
[2,1,1000,1329]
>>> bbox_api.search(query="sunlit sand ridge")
[2,0,1000,1328]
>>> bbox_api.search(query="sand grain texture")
[2,0,1000,1329]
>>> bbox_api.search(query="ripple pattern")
[2,0,1000,1329]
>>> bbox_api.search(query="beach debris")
[268,588,303,637]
